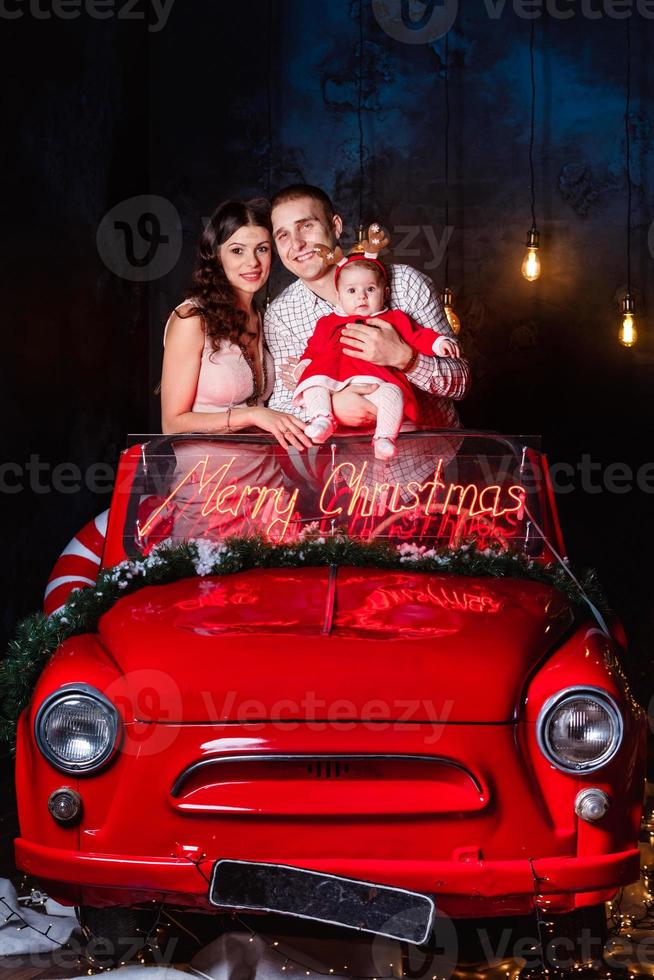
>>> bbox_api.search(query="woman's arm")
[161,309,311,450]
[160,310,251,434]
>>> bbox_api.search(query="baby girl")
[292,228,460,460]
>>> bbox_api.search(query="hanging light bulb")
[618,293,637,347]
[616,21,639,348]
[521,22,544,283]
[521,226,541,282]
[351,224,367,254]
[441,286,461,334]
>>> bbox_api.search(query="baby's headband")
[313,222,390,285]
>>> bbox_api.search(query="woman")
[161,198,310,453]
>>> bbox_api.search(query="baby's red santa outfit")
[293,307,454,460]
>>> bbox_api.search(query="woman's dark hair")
[180,197,272,350]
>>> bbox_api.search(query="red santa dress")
[292,308,449,422]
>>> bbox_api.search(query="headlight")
[35,685,120,774]
[536,687,623,773]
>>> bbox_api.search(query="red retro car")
[13,431,646,959]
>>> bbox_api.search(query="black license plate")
[209,860,435,945]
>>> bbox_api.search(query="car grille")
[170,754,488,817]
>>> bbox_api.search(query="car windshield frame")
[108,430,563,564]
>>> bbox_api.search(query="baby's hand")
[433,337,461,358]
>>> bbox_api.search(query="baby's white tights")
[302,382,405,460]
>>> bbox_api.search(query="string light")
[618,14,637,347]
[521,18,542,282]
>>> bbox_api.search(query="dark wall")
[2,1,653,695]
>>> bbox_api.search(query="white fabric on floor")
[0,878,77,955]
[0,878,443,980]
[64,970,185,978]
[190,929,404,980]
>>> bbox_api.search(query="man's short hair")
[270,184,335,223]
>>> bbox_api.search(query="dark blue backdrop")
[1,0,652,696]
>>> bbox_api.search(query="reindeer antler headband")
[313,222,391,285]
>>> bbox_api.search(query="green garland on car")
[0,534,607,750]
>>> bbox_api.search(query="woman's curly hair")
[179,198,272,350]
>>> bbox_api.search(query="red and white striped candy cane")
[43,510,109,616]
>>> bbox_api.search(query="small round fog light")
[575,788,609,823]
[48,787,82,825]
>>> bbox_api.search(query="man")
[265,184,470,433]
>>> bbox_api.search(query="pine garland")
[0,534,607,750]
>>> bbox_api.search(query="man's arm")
[395,266,470,401]
[264,303,300,412]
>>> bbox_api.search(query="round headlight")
[537,687,623,773]
[35,685,120,774]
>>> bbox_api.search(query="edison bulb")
[445,304,461,335]
[521,246,541,282]
[521,226,541,281]
[618,312,637,347]
[441,287,461,335]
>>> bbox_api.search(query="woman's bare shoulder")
[170,301,204,324]
[164,303,205,349]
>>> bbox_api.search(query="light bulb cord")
[625,15,632,293]
[357,0,365,228]
[528,18,537,231]
[265,0,273,307]
[444,30,451,286]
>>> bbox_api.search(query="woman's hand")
[246,407,312,452]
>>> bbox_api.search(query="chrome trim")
[209,858,435,946]
[34,683,121,776]
[171,752,484,798]
[536,685,623,774]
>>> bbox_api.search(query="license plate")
[209,860,435,945]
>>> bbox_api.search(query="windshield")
[116,431,560,561]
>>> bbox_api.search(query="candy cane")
[43,510,109,616]
[43,495,170,616]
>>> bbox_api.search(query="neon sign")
[138,455,527,544]
[320,459,525,520]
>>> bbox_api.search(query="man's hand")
[280,356,300,391]
[332,385,378,427]
[340,317,413,370]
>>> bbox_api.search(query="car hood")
[97,567,574,723]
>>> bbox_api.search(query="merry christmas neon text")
[137,455,527,542]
